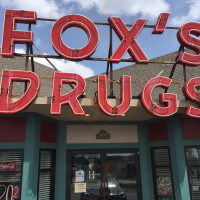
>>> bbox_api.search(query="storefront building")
[0,50,200,200]
[1,10,200,200]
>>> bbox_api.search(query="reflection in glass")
[70,152,139,200]
[0,151,23,200]
[106,153,138,200]
[151,148,174,200]
[155,168,173,196]
[186,148,200,200]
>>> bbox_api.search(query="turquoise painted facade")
[0,113,199,200]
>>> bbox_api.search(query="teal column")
[138,122,154,200]
[21,113,41,200]
[167,117,190,200]
[55,122,66,200]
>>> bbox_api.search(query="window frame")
[0,149,24,200]
[66,148,143,200]
[185,146,200,200]
[37,149,56,200]
[150,146,175,200]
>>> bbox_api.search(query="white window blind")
[38,150,56,200]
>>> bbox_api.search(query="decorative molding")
[96,130,110,139]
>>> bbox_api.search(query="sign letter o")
[51,14,99,61]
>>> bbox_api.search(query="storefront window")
[185,147,200,200]
[151,148,175,200]
[0,150,24,200]
[67,149,142,200]
[37,149,56,200]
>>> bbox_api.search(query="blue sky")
[0,0,200,77]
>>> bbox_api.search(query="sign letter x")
[108,17,149,64]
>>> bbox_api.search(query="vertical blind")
[38,149,56,200]
[185,147,200,200]
[0,150,23,200]
[151,148,175,200]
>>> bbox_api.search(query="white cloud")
[171,0,200,26]
[15,48,26,54]
[62,0,170,18]
[0,0,170,20]
[35,38,41,46]
[34,57,94,78]
[0,0,67,18]
[15,48,94,78]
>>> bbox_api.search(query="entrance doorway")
[66,149,142,200]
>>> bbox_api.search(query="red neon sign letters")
[2,9,200,66]
[0,70,40,113]
[1,9,200,118]
[98,75,131,116]
[108,17,149,64]
[51,72,86,115]
[183,78,200,118]
[152,13,170,34]
[2,9,36,58]
[141,77,177,117]
[177,22,200,66]
[0,70,199,118]
[51,14,99,61]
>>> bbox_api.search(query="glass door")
[66,149,142,200]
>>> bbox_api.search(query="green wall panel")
[138,122,154,200]
[21,114,40,200]
[55,122,67,200]
[167,117,190,200]
[1,113,196,200]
